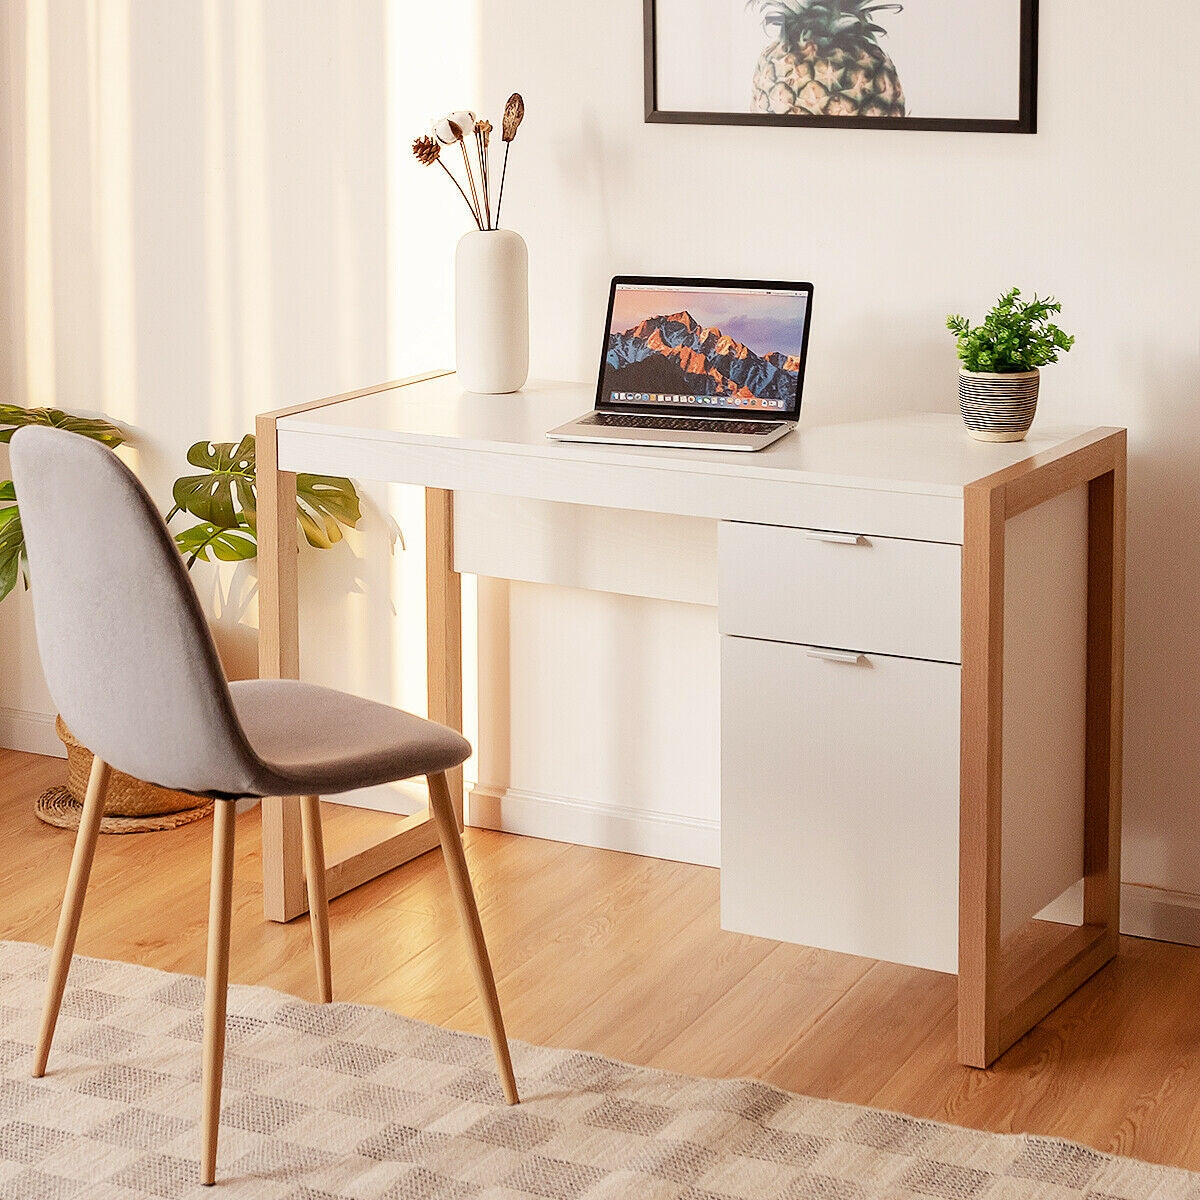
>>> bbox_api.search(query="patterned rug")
[0,942,1196,1200]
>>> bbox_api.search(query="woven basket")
[56,716,201,817]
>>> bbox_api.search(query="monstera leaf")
[0,406,125,605]
[296,473,362,549]
[0,405,124,447]
[174,518,258,567]
[167,434,362,567]
[167,435,257,532]
[0,480,25,603]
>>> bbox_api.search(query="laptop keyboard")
[583,412,782,436]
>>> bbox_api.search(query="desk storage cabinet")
[721,632,961,972]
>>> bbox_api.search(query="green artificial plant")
[0,405,126,603]
[167,434,362,567]
[0,411,363,602]
[947,288,1075,374]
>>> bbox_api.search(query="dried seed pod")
[502,93,525,142]
[411,135,440,166]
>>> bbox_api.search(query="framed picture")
[644,0,1038,134]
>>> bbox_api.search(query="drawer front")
[720,635,961,973]
[718,520,961,663]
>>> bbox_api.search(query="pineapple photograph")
[750,1,907,119]
[646,0,1037,133]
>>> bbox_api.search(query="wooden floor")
[4,747,1200,1173]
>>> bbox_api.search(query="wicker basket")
[56,716,201,817]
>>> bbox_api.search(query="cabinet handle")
[804,647,866,665]
[802,529,865,546]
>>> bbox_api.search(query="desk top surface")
[276,374,1102,499]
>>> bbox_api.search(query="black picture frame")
[643,0,1039,135]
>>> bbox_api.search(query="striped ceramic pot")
[959,369,1040,442]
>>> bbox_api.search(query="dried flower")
[432,116,464,144]
[496,93,525,227]
[418,98,525,232]
[475,120,495,228]
[411,135,440,166]
[502,93,525,142]
[433,114,484,229]
[413,129,482,229]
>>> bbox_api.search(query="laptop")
[548,275,813,452]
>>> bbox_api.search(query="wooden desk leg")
[1083,455,1125,946]
[256,412,307,923]
[958,431,1126,1068]
[426,488,464,830]
[959,482,1006,1067]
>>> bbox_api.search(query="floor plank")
[3,747,1199,1171]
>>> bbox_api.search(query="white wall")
[0,1,481,792]
[4,0,1200,909]
[477,1,1200,896]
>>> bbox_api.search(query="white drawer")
[720,635,961,973]
[718,520,961,663]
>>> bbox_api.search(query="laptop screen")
[596,277,812,420]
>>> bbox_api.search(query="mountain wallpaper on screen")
[605,311,801,401]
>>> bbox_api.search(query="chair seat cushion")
[229,680,470,797]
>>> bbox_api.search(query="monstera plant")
[166,434,362,566]
[1,412,362,598]
[0,405,126,603]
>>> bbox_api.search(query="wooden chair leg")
[300,795,332,1003]
[201,800,236,1186]
[427,772,518,1105]
[33,757,112,1078]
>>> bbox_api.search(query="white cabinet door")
[721,635,961,974]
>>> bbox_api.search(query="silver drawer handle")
[805,647,866,665]
[802,529,865,546]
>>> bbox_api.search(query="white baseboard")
[1038,879,1200,947]
[468,797,1200,946]
[0,707,64,758]
[468,784,720,867]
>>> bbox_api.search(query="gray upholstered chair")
[10,425,518,1186]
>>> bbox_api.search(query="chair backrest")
[10,426,264,797]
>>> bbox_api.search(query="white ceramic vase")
[455,229,529,394]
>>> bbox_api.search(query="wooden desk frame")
[256,372,459,923]
[256,375,1126,1070]
[959,428,1126,1067]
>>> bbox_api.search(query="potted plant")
[947,288,1075,442]
[1,410,362,831]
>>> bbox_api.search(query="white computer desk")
[256,371,1126,1068]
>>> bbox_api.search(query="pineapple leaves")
[167,433,363,568]
[947,288,1075,373]
[0,404,124,447]
[749,0,901,53]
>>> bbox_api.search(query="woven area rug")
[1,942,1196,1200]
